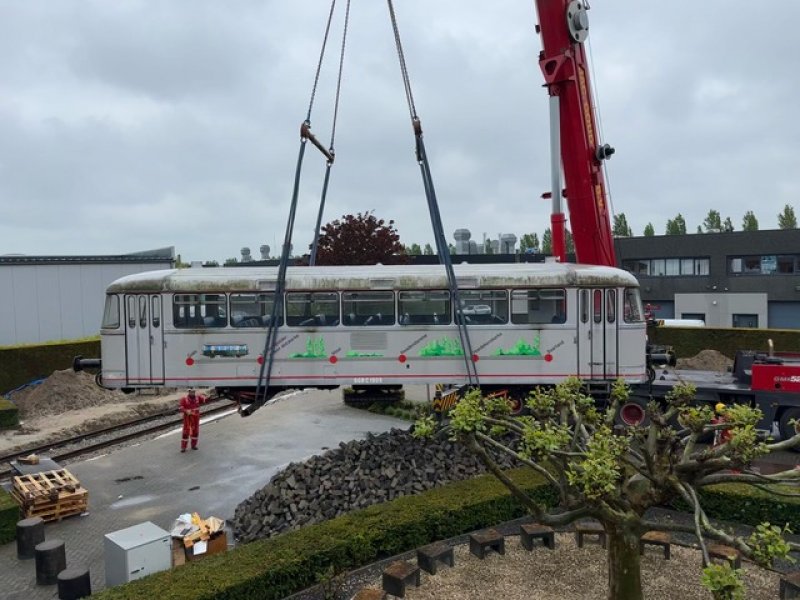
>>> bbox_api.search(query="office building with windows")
[615,229,800,329]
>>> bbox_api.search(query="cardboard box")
[185,531,228,562]
[171,537,186,567]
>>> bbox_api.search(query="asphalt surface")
[0,388,409,600]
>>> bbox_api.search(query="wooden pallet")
[11,468,88,522]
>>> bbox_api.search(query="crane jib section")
[534,0,616,267]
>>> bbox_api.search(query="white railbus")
[95,262,647,406]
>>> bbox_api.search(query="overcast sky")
[1,1,798,264]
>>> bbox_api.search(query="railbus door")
[124,294,165,385]
[577,288,615,379]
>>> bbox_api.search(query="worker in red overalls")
[180,388,207,452]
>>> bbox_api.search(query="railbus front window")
[398,290,451,325]
[457,290,508,324]
[286,292,339,326]
[102,295,120,329]
[230,293,282,327]
[511,289,566,324]
[342,291,395,326]
[623,288,645,323]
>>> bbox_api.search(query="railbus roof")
[105,262,639,294]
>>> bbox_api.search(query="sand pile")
[676,349,733,372]
[8,369,127,419]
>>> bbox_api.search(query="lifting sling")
[242,0,478,416]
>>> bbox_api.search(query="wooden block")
[520,523,555,551]
[780,571,800,599]
[639,531,671,559]
[417,542,454,575]
[469,529,505,559]
[575,521,607,549]
[708,543,741,569]
[382,561,420,598]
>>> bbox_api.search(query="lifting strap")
[243,0,349,416]
[386,0,479,388]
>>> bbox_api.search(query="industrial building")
[615,229,800,329]
[0,248,175,346]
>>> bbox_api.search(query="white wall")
[0,262,172,346]
[674,293,768,328]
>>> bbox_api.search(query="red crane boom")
[533,0,616,266]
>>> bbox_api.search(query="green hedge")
[0,487,19,545]
[648,326,800,359]
[0,338,100,396]
[672,483,800,531]
[94,469,556,600]
[92,466,800,600]
[0,397,19,429]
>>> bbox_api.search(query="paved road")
[0,389,407,599]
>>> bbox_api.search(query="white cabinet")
[104,521,171,587]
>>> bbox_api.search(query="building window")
[681,312,706,322]
[729,254,799,275]
[623,257,709,277]
[732,314,758,328]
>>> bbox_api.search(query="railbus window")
[342,291,395,326]
[511,289,566,324]
[580,289,589,323]
[606,289,616,324]
[151,297,161,328]
[173,294,227,328]
[230,293,282,327]
[456,290,508,324]
[102,295,120,329]
[593,289,603,324]
[398,290,451,325]
[623,288,645,323]
[286,292,339,327]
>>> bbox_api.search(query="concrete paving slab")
[0,389,407,599]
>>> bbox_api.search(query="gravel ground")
[368,533,779,600]
[288,510,794,600]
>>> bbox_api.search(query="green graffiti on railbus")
[493,335,542,356]
[345,350,384,358]
[419,337,464,357]
[289,337,326,359]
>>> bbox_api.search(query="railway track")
[0,398,239,481]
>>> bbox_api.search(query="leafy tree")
[313,211,407,265]
[703,210,723,232]
[643,223,655,237]
[484,238,494,254]
[741,211,759,231]
[223,257,239,266]
[696,225,703,234]
[414,380,800,600]
[407,243,422,256]
[541,228,552,255]
[565,229,575,255]
[203,260,219,267]
[665,214,687,235]
[423,243,435,256]
[519,233,540,253]
[723,217,734,232]
[778,204,797,229]
[175,254,190,269]
[612,213,633,237]
[448,243,456,255]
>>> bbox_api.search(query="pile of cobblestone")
[232,427,517,543]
